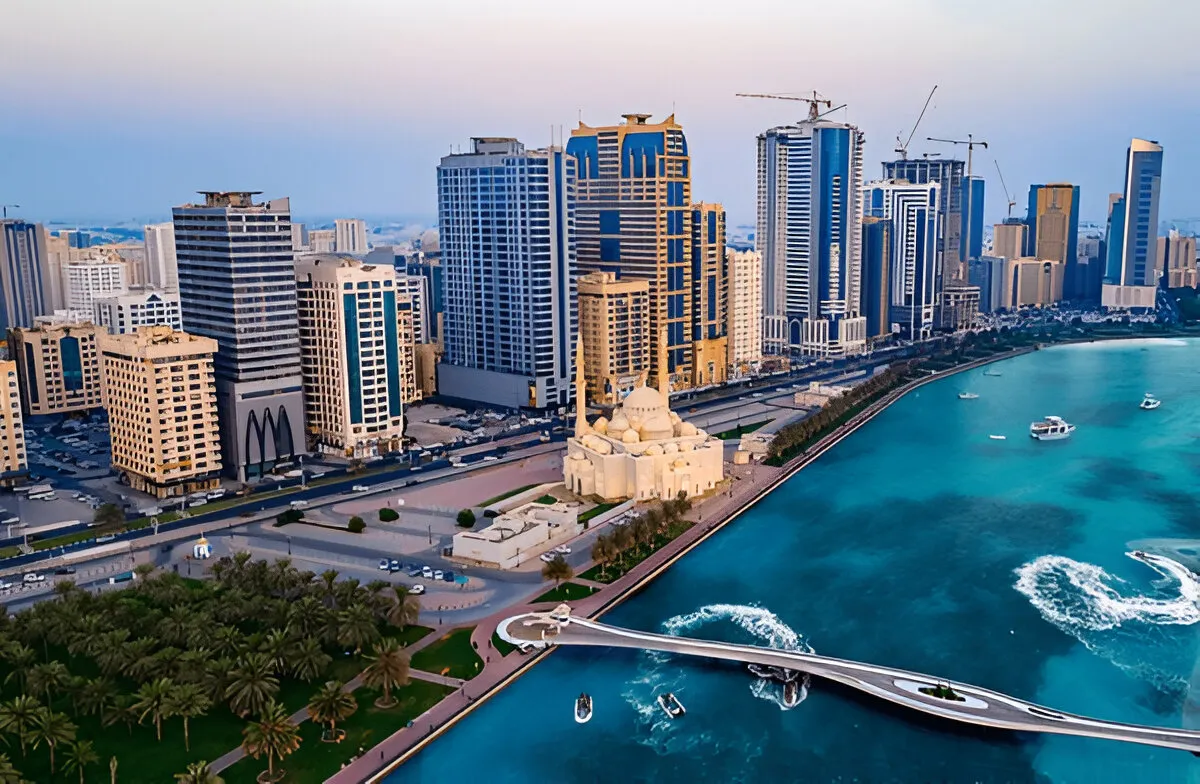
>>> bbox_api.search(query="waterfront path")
[500,611,1200,756]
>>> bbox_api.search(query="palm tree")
[62,739,98,784]
[336,604,379,652]
[305,680,357,742]
[385,586,420,631]
[611,523,634,566]
[202,657,235,705]
[361,639,410,708]
[132,677,175,742]
[258,630,292,675]
[27,707,76,774]
[540,555,573,587]
[0,695,40,757]
[165,683,210,752]
[241,700,300,782]
[158,607,193,648]
[285,597,328,639]
[92,630,131,676]
[209,626,244,659]
[0,753,22,784]
[288,638,331,683]
[225,653,279,718]
[175,649,212,685]
[590,534,615,581]
[174,760,224,784]
[79,677,116,718]
[100,695,137,737]
[319,570,339,603]
[1,644,35,692]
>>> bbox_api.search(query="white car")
[409,584,426,595]
[554,545,572,555]
[0,581,12,591]
[482,455,499,462]
[539,552,556,563]
[432,570,444,581]
[22,573,44,583]
[378,559,390,571]
[421,566,433,579]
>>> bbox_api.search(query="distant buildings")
[568,114,693,390]
[308,229,336,254]
[725,249,763,373]
[98,326,221,499]
[334,219,369,254]
[1003,258,1065,309]
[758,119,866,357]
[689,203,727,386]
[0,220,48,332]
[864,179,941,341]
[294,255,407,458]
[436,138,576,410]
[143,223,179,291]
[93,289,183,334]
[968,256,1007,313]
[1103,138,1164,309]
[9,319,103,416]
[63,255,128,321]
[860,217,892,340]
[173,192,305,480]
[290,223,308,252]
[1026,184,1080,297]
[0,361,27,486]
[577,271,650,405]
[992,219,1028,262]
[1160,230,1198,289]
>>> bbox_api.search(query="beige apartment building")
[0,362,27,485]
[1160,230,1198,289]
[98,326,222,498]
[295,256,407,458]
[577,271,650,405]
[1002,258,1065,309]
[725,249,763,373]
[992,220,1028,261]
[8,319,103,416]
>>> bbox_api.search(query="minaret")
[573,332,589,438]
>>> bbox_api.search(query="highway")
[499,610,1200,756]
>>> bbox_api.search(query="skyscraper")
[334,219,369,254]
[577,271,650,405]
[0,361,27,486]
[963,176,986,263]
[63,255,128,321]
[1103,139,1164,308]
[689,203,727,386]
[567,114,692,390]
[758,119,866,357]
[861,217,892,340]
[1160,230,1198,289]
[725,249,763,374]
[436,138,576,410]
[143,223,179,291]
[173,192,305,480]
[864,180,941,341]
[93,289,183,334]
[882,158,965,283]
[0,220,48,332]
[968,256,1007,313]
[9,319,103,416]
[1026,184,1080,297]
[993,219,1028,261]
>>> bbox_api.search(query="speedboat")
[1140,393,1161,410]
[983,370,1002,377]
[989,435,1007,441]
[747,663,799,683]
[782,679,802,709]
[575,693,593,724]
[958,392,979,400]
[1030,416,1075,441]
[657,692,686,719]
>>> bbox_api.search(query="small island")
[920,680,966,702]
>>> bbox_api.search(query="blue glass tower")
[0,220,47,333]
[861,217,892,339]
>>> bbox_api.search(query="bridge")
[498,607,1200,755]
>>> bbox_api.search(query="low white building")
[452,501,581,569]
[93,289,183,334]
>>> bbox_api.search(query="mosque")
[563,339,724,503]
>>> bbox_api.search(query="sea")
[396,338,1200,783]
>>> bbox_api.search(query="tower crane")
[994,160,1016,219]
[735,91,845,122]
[927,134,989,274]
[894,85,938,161]
[0,205,18,219]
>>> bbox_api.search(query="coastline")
[349,344,1036,783]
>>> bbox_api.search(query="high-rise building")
[0,361,26,486]
[993,219,1028,261]
[98,326,221,498]
[568,114,692,390]
[173,192,305,480]
[9,320,103,416]
[577,271,650,405]
[93,289,183,334]
[309,229,336,253]
[143,223,179,291]
[963,175,986,263]
[1160,230,1198,289]
[861,217,892,340]
[295,255,407,457]
[689,203,727,387]
[0,220,49,332]
[759,119,866,356]
[395,288,420,405]
[63,255,128,321]
[725,249,763,373]
[864,179,941,341]
[397,273,429,345]
[290,223,308,252]
[1003,258,1065,309]
[1026,184,1080,297]
[968,256,1007,313]
[403,257,443,343]
[334,219,369,255]
[1103,139,1164,308]
[436,138,576,410]
[882,158,965,283]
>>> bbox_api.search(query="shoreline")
[352,345,1035,783]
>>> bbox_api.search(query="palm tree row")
[589,494,692,580]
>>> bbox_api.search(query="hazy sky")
[4,0,1199,228]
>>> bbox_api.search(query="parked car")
[352,485,370,493]
[407,566,423,577]
[432,570,444,581]
[54,567,76,575]
[22,573,44,583]
[389,559,401,572]
[409,584,426,595]
[539,553,555,563]
[554,545,572,555]
[421,566,433,579]
[378,558,391,571]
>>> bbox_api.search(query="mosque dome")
[639,411,675,441]
[608,414,629,436]
[644,444,663,456]
[663,442,679,455]
[621,429,641,444]
[678,422,698,437]
[592,416,609,434]
[623,385,669,415]
[679,441,694,453]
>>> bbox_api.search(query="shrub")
[347,516,366,534]
[273,509,304,527]
[456,509,476,528]
[378,507,399,522]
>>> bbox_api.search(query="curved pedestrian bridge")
[498,606,1200,755]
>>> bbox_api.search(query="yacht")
[989,435,1007,441]
[1140,393,1161,410]
[1030,416,1075,441]
[958,392,980,400]
[983,370,1003,377]
[657,692,686,720]
[575,693,593,724]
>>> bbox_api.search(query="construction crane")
[927,134,989,275]
[994,160,1016,219]
[894,85,938,160]
[0,205,17,219]
[735,91,845,122]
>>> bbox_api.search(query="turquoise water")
[398,339,1200,783]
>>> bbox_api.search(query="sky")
[4,0,1200,229]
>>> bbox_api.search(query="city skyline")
[4,1,1198,226]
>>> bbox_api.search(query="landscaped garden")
[475,484,539,507]
[409,629,483,681]
[712,420,771,440]
[580,495,695,584]
[533,582,598,603]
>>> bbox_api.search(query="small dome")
[663,442,679,454]
[622,429,641,444]
[639,411,674,441]
[623,385,669,415]
[592,416,609,434]
[593,440,613,455]
[608,414,629,435]
[644,444,663,456]
[196,536,208,545]
[678,422,698,437]
[679,441,694,452]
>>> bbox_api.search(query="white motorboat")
[958,392,979,400]
[989,435,1007,441]
[657,692,686,719]
[782,678,804,709]
[983,370,1002,377]
[1140,393,1161,410]
[1030,416,1075,441]
[575,693,593,724]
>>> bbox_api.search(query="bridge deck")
[499,610,1200,755]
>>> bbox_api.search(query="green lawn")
[534,494,558,505]
[409,628,484,680]
[490,630,515,657]
[221,680,452,784]
[578,502,620,524]
[476,484,539,507]
[578,521,694,584]
[712,420,771,440]
[533,582,598,603]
